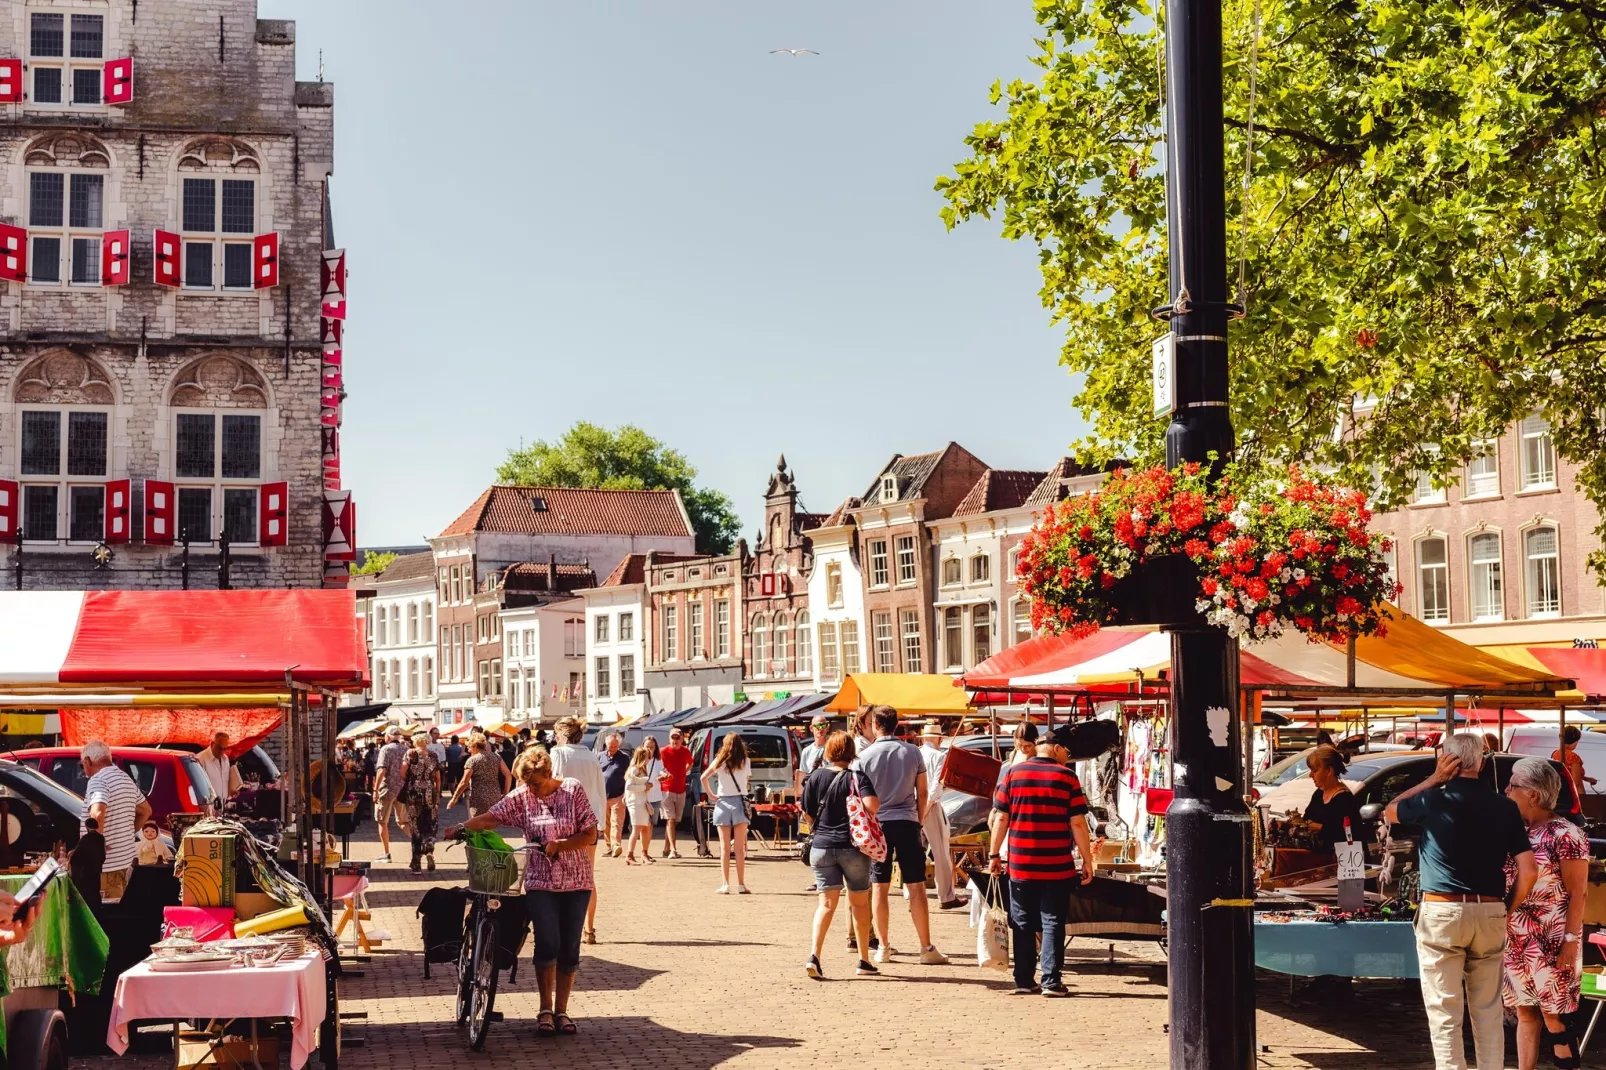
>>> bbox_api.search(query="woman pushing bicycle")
[447,745,598,1037]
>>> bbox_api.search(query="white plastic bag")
[977,877,1011,970]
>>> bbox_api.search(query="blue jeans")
[1009,877,1073,989]
[526,889,592,971]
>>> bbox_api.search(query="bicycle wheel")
[467,911,500,1050]
[454,905,476,1026]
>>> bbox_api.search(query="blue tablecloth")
[1254,918,1419,979]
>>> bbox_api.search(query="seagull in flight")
[769,48,819,56]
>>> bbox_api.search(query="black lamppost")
[1160,0,1255,1064]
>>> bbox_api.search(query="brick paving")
[86,802,1443,1069]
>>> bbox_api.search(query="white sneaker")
[873,946,896,964]
[736,885,752,895]
[715,884,730,895]
[374,854,390,863]
[919,946,950,966]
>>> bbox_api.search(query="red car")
[10,747,213,830]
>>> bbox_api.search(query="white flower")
[1293,568,1306,581]
[1195,599,1212,614]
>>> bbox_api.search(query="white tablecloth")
[107,952,327,1068]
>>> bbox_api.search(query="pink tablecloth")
[107,952,327,1068]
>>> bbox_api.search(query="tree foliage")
[496,422,740,555]
[939,0,1606,572]
[352,550,397,576]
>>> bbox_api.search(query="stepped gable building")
[0,0,341,589]
[742,455,821,696]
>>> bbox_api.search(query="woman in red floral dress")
[1503,757,1591,1070]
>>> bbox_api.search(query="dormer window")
[879,475,898,503]
[528,495,547,512]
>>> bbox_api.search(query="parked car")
[0,759,94,853]
[9,747,211,830]
[1504,725,1606,794]
[940,734,1022,835]
[686,724,798,804]
[585,726,675,757]
[162,743,282,787]
[1255,743,1411,789]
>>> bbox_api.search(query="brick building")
[1371,413,1606,647]
[741,455,822,695]
[0,0,341,589]
[642,550,742,713]
[850,443,989,674]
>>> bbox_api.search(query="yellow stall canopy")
[825,673,973,715]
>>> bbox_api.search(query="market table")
[0,872,109,1055]
[107,950,327,1068]
[1254,916,1418,979]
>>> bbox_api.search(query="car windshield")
[1257,748,1313,785]
[1343,758,1410,782]
[715,732,790,768]
[180,756,213,805]
[0,759,86,813]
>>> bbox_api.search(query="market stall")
[0,870,109,1069]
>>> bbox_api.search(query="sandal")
[625,856,640,866]
[584,928,597,945]
[555,1013,578,1035]
[1546,1028,1580,1069]
[536,1011,556,1037]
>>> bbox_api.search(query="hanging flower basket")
[1016,463,1401,643]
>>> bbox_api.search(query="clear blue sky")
[264,0,1089,545]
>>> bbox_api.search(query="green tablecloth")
[0,872,111,1053]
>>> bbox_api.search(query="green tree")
[496,422,740,555]
[352,550,397,576]
[939,0,1606,571]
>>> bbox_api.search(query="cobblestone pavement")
[89,803,1443,1069]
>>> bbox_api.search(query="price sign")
[1335,842,1365,882]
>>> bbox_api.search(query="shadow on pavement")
[348,1018,802,1069]
[606,939,778,948]
[1254,969,1435,1065]
[573,956,668,992]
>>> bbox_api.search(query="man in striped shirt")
[80,740,151,902]
[989,726,1093,997]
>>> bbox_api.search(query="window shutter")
[101,229,131,286]
[252,232,280,289]
[323,491,356,561]
[143,479,175,545]
[321,366,342,391]
[321,345,342,368]
[761,573,776,597]
[0,60,22,103]
[320,318,342,347]
[0,224,27,284]
[258,481,288,546]
[0,479,17,542]
[103,58,133,105]
[153,229,181,287]
[104,479,132,543]
[321,248,347,319]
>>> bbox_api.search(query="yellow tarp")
[825,673,973,715]
[1348,609,1566,690]
[1477,645,1559,674]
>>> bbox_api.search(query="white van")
[1503,724,1606,794]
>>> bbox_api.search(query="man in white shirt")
[919,722,964,909]
[426,726,448,772]
[550,716,607,944]
[796,717,829,794]
[80,740,151,901]
[195,731,243,806]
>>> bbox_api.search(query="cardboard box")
[177,1032,279,1070]
[233,892,284,922]
[181,833,237,907]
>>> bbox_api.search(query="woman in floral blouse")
[1503,757,1591,1070]
[449,746,597,1037]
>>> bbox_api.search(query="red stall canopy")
[59,707,284,756]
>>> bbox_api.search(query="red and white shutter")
[0,224,27,283]
[104,479,131,543]
[320,318,342,347]
[761,573,776,597]
[103,58,133,104]
[321,248,346,319]
[321,366,342,391]
[252,232,279,289]
[101,229,130,286]
[322,491,356,561]
[322,427,339,456]
[0,59,22,103]
[258,481,288,546]
[153,229,181,287]
[321,345,342,368]
[0,479,17,542]
[143,479,175,545]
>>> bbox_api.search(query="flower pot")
[1105,554,1203,628]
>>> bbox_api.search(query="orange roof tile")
[953,469,1048,517]
[439,485,693,539]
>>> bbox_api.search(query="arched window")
[168,355,271,545]
[972,603,992,665]
[1011,600,1032,646]
[1468,532,1504,622]
[1415,537,1449,623]
[1525,526,1561,618]
[971,553,990,584]
[23,134,114,285]
[13,351,116,543]
[390,659,401,700]
[174,137,264,291]
[422,601,434,639]
[751,614,769,677]
[407,657,419,699]
[407,603,419,645]
[773,612,791,673]
[374,606,388,648]
[795,612,812,674]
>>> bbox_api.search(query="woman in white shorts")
[699,733,751,894]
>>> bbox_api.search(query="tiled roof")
[795,512,828,531]
[860,449,945,504]
[500,561,598,593]
[438,485,693,539]
[372,551,435,584]
[601,554,647,587]
[1025,458,1109,507]
[807,497,861,530]
[953,469,1048,517]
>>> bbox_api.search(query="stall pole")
[1047,692,1056,735]
[1157,0,1253,1055]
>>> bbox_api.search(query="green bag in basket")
[464,829,521,894]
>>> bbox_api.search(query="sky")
[262,0,1090,546]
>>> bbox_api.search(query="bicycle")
[448,837,536,1050]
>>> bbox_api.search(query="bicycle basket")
[464,843,527,895]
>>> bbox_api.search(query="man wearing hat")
[989,725,1094,996]
[919,722,964,909]
[371,726,412,864]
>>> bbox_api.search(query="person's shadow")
[357,1015,801,1067]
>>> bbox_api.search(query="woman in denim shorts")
[800,731,880,979]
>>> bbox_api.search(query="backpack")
[846,772,887,863]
